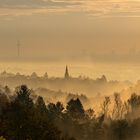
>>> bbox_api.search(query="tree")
[1,85,34,140]
[35,96,47,114]
[30,72,38,79]
[15,85,33,108]
[43,72,48,79]
[85,108,95,119]
[0,92,9,117]
[110,120,129,140]
[1,85,68,140]
[66,98,85,120]
[128,93,140,111]
[4,86,11,95]
[56,102,64,114]
[127,93,140,119]
[47,102,64,121]
[101,96,110,118]
[112,93,126,120]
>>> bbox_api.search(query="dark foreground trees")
[0,85,75,140]
[1,85,140,140]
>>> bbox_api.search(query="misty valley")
[1,0,140,139]
[0,67,140,140]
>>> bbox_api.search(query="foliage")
[1,85,140,140]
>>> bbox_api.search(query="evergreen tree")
[15,85,33,108]
[66,98,85,120]
[35,96,47,114]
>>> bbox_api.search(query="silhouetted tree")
[85,108,95,119]
[47,102,64,121]
[127,93,140,119]
[31,72,38,79]
[3,84,140,140]
[110,120,129,140]
[66,98,85,120]
[35,96,47,114]
[4,86,11,95]
[15,85,33,108]
[101,96,110,117]
[128,93,140,110]
[0,92,9,117]
[43,72,48,79]
[112,93,126,120]
[0,85,72,140]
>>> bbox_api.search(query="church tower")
[65,65,70,79]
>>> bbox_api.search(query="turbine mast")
[17,40,20,58]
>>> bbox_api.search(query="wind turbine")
[17,40,21,58]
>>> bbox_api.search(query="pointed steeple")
[65,65,70,79]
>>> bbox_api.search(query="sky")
[0,0,140,62]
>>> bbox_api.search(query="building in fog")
[65,66,70,79]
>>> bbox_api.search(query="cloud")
[0,0,81,8]
[81,0,140,17]
[0,0,82,18]
[0,0,140,18]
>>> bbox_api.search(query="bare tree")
[101,96,111,117]
[112,93,127,120]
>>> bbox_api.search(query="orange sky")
[0,0,140,62]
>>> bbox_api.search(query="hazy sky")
[0,0,140,62]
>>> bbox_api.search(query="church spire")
[65,65,70,79]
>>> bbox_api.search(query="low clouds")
[0,0,80,8]
[0,0,46,8]
[81,0,140,17]
[0,0,81,17]
[0,0,140,17]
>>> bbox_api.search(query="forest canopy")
[0,85,140,140]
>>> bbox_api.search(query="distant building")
[65,66,70,79]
